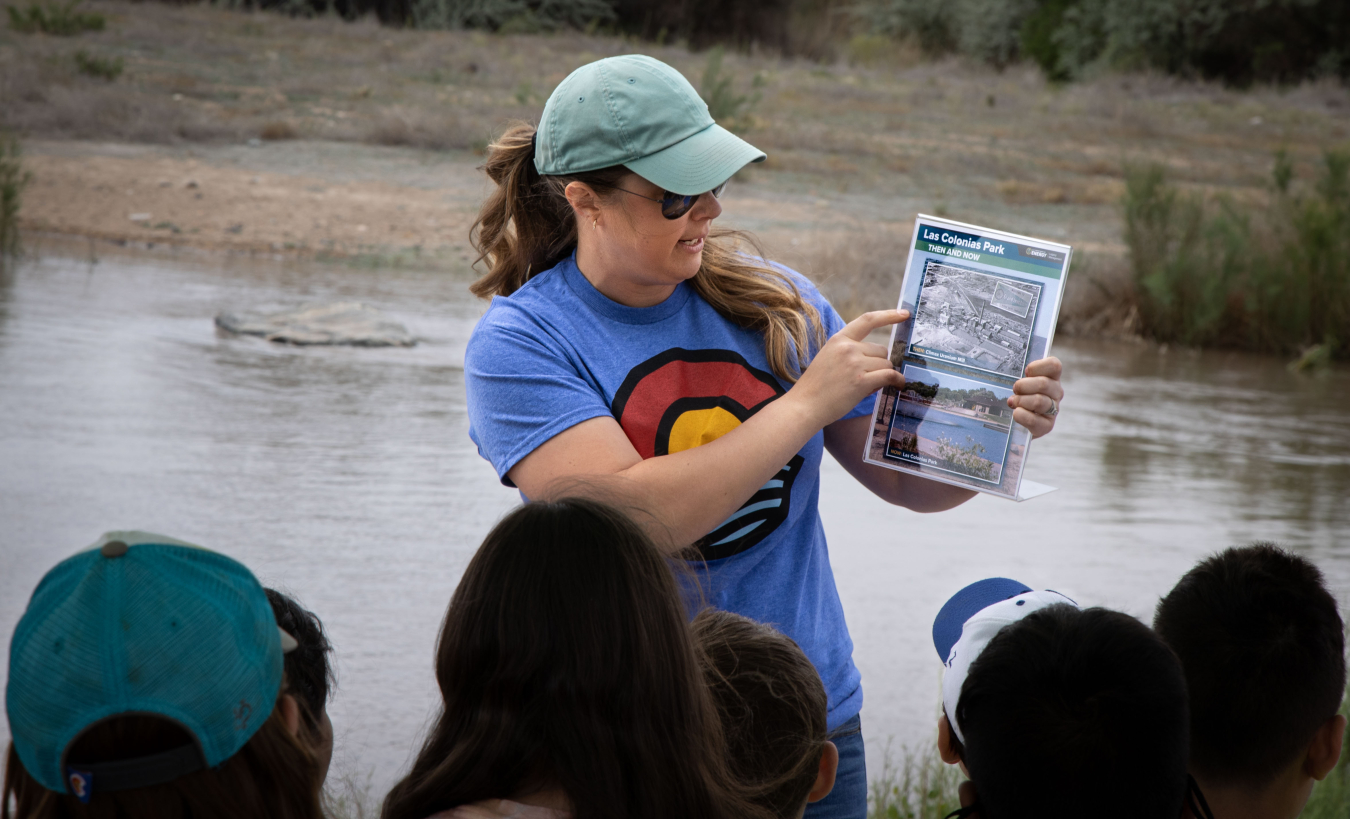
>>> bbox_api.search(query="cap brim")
[625,122,766,195]
[932,577,1033,661]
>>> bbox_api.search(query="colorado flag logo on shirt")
[611,348,802,560]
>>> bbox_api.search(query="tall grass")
[325,768,380,819]
[867,740,963,819]
[0,133,31,266]
[699,47,761,133]
[1302,685,1350,819]
[1122,150,1350,359]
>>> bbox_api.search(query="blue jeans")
[804,714,866,819]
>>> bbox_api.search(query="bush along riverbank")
[1123,149,1350,364]
[0,132,30,267]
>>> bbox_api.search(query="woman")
[379,497,766,819]
[463,55,1063,818]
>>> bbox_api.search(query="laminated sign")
[862,215,1070,501]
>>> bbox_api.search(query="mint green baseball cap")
[535,54,766,196]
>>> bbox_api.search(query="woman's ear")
[564,181,603,225]
[277,693,302,738]
[807,740,839,803]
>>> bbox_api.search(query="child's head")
[1154,544,1347,798]
[3,532,325,819]
[691,609,837,819]
[265,588,335,783]
[932,578,1191,819]
[382,497,765,819]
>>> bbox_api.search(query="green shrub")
[868,740,963,819]
[858,0,1349,84]
[0,134,32,264]
[700,47,761,133]
[5,0,105,34]
[74,49,123,79]
[857,0,956,56]
[846,33,895,66]
[408,0,614,32]
[1122,151,1350,358]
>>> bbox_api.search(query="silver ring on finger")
[1042,398,1059,418]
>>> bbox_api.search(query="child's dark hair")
[956,605,1190,819]
[691,609,828,819]
[3,693,324,819]
[265,588,335,737]
[1154,543,1347,786]
[381,496,768,819]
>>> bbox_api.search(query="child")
[3,531,326,819]
[379,497,769,819]
[266,588,336,784]
[931,578,1198,819]
[691,609,838,819]
[1154,544,1347,819]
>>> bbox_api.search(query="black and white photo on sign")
[906,260,1042,379]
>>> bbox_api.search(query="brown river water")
[2,246,1348,795]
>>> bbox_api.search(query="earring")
[592,218,598,231]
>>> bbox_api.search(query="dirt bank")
[18,140,487,259]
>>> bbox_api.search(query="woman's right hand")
[788,309,909,427]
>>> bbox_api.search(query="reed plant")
[1122,150,1350,360]
[699,47,761,134]
[1302,684,1350,819]
[0,133,31,265]
[324,768,379,819]
[867,740,963,819]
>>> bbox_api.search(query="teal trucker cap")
[535,54,766,195]
[6,532,296,798]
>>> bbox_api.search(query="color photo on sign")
[908,260,1042,378]
[883,364,1015,484]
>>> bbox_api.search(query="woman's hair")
[691,609,829,819]
[469,122,826,383]
[2,693,324,819]
[380,496,768,819]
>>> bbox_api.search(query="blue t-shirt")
[464,254,873,730]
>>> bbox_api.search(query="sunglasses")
[614,181,727,220]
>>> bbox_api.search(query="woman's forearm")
[510,311,913,551]
[514,393,826,553]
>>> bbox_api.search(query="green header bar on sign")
[912,231,1065,280]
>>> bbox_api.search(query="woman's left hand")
[1007,356,1063,439]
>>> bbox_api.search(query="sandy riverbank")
[6,0,1347,328]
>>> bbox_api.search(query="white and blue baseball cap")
[932,578,1079,744]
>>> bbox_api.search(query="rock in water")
[215,302,416,347]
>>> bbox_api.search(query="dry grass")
[798,228,914,320]
[362,105,479,151]
[1056,253,1138,339]
[2,1,1347,332]
[259,119,298,140]
[2,2,1344,194]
